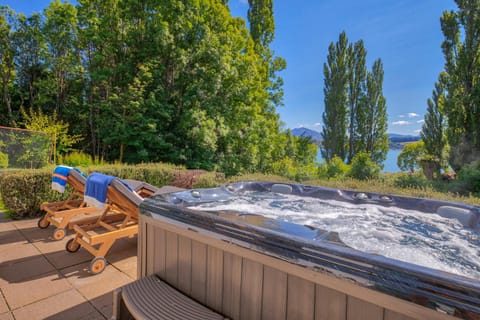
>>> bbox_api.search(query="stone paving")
[0,213,137,320]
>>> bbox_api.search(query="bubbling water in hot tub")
[188,191,480,280]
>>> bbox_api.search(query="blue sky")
[229,0,457,135]
[3,0,457,135]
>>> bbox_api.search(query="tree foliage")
[321,31,388,168]
[421,77,447,165]
[322,31,349,162]
[440,0,480,170]
[0,0,315,176]
[397,141,426,172]
[359,59,388,166]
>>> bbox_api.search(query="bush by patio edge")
[0,163,226,219]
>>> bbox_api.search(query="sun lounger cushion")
[51,166,86,193]
[123,179,158,194]
[110,179,144,207]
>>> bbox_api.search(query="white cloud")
[417,119,425,124]
[392,120,410,126]
[408,112,420,118]
[399,115,405,118]
[314,123,321,127]
[414,129,422,134]
[239,0,248,4]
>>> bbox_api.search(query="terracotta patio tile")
[0,255,55,288]
[12,289,104,320]
[11,219,38,230]
[31,235,73,254]
[89,292,115,319]
[109,255,137,280]
[0,312,13,320]
[0,290,8,314]
[0,243,39,262]
[17,226,55,243]
[46,250,94,270]
[60,263,133,300]
[0,221,15,233]
[1,271,72,310]
[0,229,28,248]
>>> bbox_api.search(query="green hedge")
[0,163,225,219]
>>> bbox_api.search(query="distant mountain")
[290,128,419,149]
[388,133,420,143]
[291,127,323,142]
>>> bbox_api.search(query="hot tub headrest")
[436,205,479,227]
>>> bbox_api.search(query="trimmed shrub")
[61,151,93,167]
[393,171,429,189]
[0,152,8,169]
[348,152,381,180]
[0,163,227,218]
[453,160,480,196]
[325,156,350,179]
[192,172,226,188]
[0,168,66,219]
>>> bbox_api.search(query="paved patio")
[0,212,137,320]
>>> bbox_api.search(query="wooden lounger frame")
[38,169,97,240]
[66,179,145,274]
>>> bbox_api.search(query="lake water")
[317,149,402,172]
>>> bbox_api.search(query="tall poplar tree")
[321,31,349,161]
[421,78,447,163]
[441,0,480,170]
[346,40,367,163]
[322,32,387,166]
[359,59,388,166]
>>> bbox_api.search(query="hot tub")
[138,181,480,320]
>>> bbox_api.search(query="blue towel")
[51,165,73,193]
[84,172,116,209]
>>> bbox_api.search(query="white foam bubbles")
[190,192,480,280]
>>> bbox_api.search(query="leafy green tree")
[0,6,16,124]
[346,40,366,162]
[43,0,81,114]
[13,13,48,110]
[20,107,82,162]
[421,78,447,166]
[247,0,286,107]
[348,152,380,180]
[440,1,480,170]
[359,59,388,166]
[322,32,387,167]
[397,141,426,172]
[322,31,349,161]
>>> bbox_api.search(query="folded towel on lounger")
[51,166,87,193]
[84,172,116,209]
[51,165,73,193]
[84,172,135,209]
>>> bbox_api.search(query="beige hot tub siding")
[138,214,459,320]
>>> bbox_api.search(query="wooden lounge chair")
[66,175,157,274]
[38,167,99,240]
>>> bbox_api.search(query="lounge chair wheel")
[66,238,81,253]
[53,228,66,240]
[37,214,50,229]
[89,257,107,274]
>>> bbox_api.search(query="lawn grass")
[232,172,480,207]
